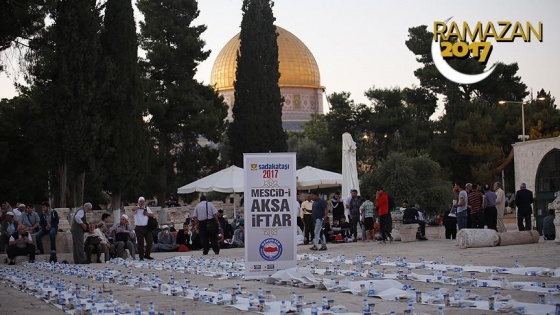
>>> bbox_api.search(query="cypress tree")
[227,0,287,167]
[100,0,148,210]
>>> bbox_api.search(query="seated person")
[1,212,19,253]
[20,204,40,234]
[402,201,428,240]
[190,223,202,250]
[110,214,136,259]
[322,217,333,242]
[94,222,114,262]
[176,222,202,251]
[97,213,112,242]
[153,225,178,252]
[84,223,103,263]
[543,209,556,240]
[7,224,36,265]
[217,210,234,249]
[35,202,59,255]
[233,223,245,248]
[330,219,342,242]
[339,217,352,240]
[166,194,180,208]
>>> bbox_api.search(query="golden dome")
[211,26,322,91]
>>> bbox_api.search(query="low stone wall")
[31,231,73,254]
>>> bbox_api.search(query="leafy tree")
[360,153,452,216]
[227,0,287,166]
[0,0,46,71]
[286,135,322,169]
[100,0,148,210]
[138,0,227,202]
[0,96,48,203]
[405,24,530,183]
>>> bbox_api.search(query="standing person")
[346,189,362,242]
[192,195,220,255]
[375,187,393,244]
[494,182,507,232]
[443,207,458,239]
[310,192,328,251]
[71,202,92,264]
[466,183,484,228]
[300,194,314,245]
[515,183,534,231]
[483,184,498,231]
[359,195,376,241]
[331,191,344,222]
[133,196,155,260]
[454,182,469,230]
[35,202,59,255]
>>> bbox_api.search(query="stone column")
[113,209,121,222]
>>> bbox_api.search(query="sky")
[1,0,558,119]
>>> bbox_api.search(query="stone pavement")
[1,238,559,314]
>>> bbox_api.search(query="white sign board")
[243,153,297,279]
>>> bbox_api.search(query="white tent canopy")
[176,165,244,194]
[178,165,343,195]
[296,166,342,190]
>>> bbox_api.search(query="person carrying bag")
[192,196,220,255]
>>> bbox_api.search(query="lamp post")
[498,98,546,142]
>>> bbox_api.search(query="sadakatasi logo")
[432,17,542,84]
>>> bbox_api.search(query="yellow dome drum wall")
[211,26,324,128]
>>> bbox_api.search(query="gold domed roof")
[211,26,322,91]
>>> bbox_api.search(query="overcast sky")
[1,0,558,118]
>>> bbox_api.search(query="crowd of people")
[297,187,409,249]
[442,181,545,239]
[0,196,246,264]
[1,181,555,264]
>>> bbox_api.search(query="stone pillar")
[498,230,540,246]
[555,209,560,245]
[113,209,121,221]
[457,229,499,249]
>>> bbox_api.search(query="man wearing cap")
[35,202,59,255]
[1,211,18,253]
[192,195,220,255]
[7,224,36,264]
[71,202,92,264]
[515,183,534,231]
[13,203,24,222]
[134,196,155,260]
[153,225,177,252]
[111,214,136,259]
